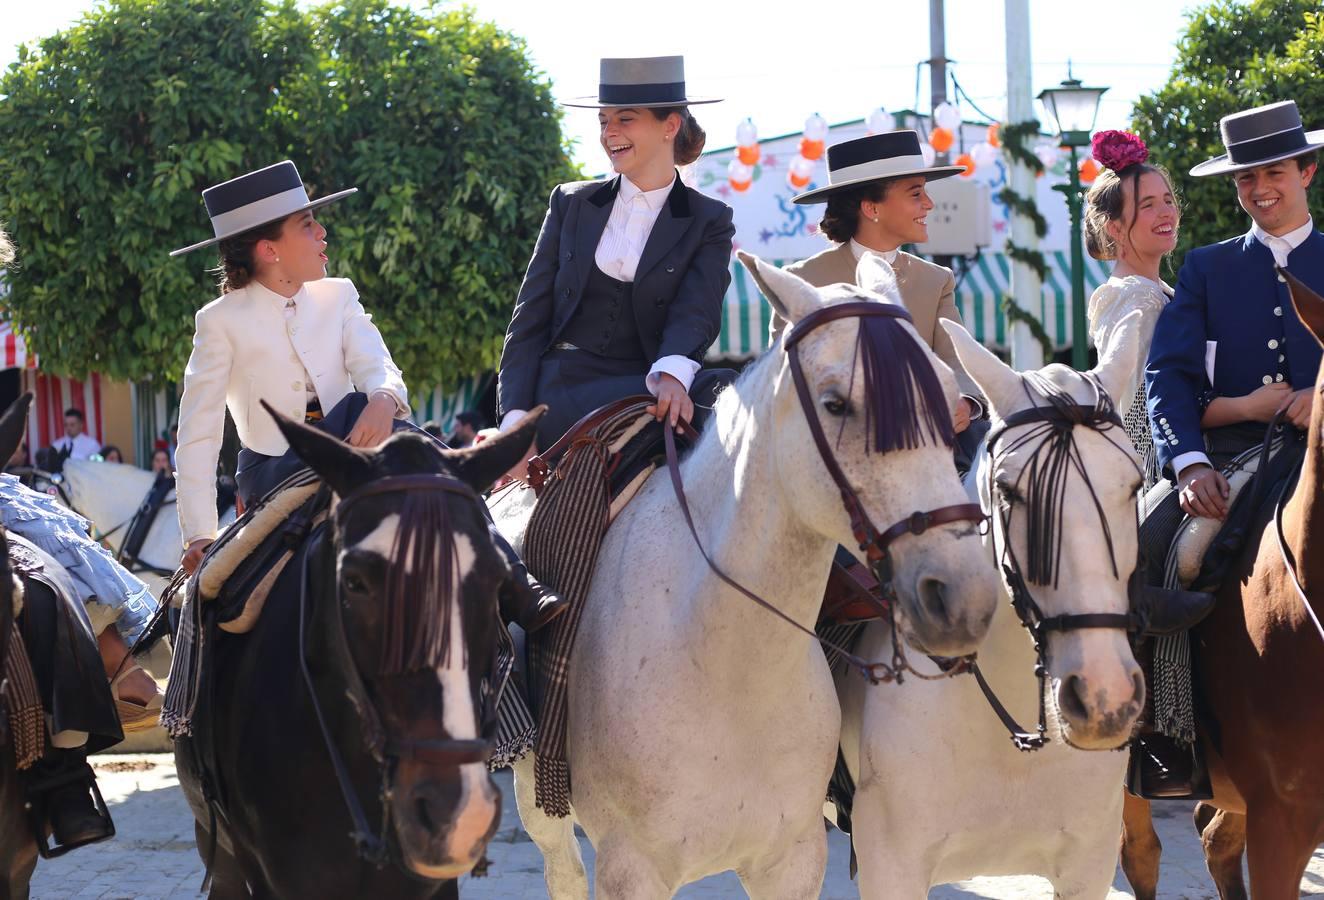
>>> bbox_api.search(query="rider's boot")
[499,562,569,634]
[1126,731,1213,801]
[26,748,115,856]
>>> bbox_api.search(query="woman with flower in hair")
[1084,129,1182,483]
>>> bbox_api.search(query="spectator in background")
[99,445,123,464]
[51,408,101,460]
[447,410,484,448]
[150,448,173,479]
[421,420,445,440]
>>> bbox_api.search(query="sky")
[1,0,1198,169]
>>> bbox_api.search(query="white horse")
[839,313,1148,897]
[499,252,1001,898]
[56,459,234,597]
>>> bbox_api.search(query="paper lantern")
[866,107,895,135]
[799,138,825,161]
[1034,141,1061,170]
[787,155,815,189]
[736,117,758,147]
[738,144,761,166]
[987,123,1001,148]
[956,153,976,177]
[727,159,753,191]
[929,127,955,153]
[803,113,829,143]
[970,141,998,168]
[933,102,962,131]
[920,142,937,167]
[1079,157,1100,183]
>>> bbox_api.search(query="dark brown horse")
[175,405,540,899]
[1121,271,1324,898]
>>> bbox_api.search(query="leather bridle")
[301,474,504,865]
[977,372,1144,750]
[665,300,984,684]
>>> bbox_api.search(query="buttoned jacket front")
[1145,229,1324,477]
[175,277,408,543]
[497,176,736,417]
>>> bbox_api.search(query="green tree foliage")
[0,0,576,387]
[1133,0,1323,273]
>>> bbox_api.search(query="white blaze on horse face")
[346,514,496,867]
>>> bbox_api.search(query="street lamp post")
[1037,75,1108,370]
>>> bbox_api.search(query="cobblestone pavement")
[27,754,1324,898]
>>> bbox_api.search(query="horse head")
[266,403,542,880]
[33,445,68,476]
[741,251,997,658]
[944,312,1146,749]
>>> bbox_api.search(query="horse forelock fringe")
[855,315,956,454]
[380,491,459,675]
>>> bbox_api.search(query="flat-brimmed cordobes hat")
[170,160,357,257]
[792,131,966,205]
[1190,100,1324,178]
[562,56,721,109]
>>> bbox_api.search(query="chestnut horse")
[1121,270,1324,898]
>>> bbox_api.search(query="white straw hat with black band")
[562,55,721,109]
[170,160,357,257]
[1190,100,1324,178]
[791,131,965,205]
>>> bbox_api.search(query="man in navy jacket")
[1147,100,1324,518]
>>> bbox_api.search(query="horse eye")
[821,392,848,417]
[342,572,369,594]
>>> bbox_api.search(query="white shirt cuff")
[646,356,701,395]
[500,409,529,432]
[1174,451,1213,480]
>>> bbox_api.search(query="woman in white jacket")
[171,161,407,574]
[171,161,564,630]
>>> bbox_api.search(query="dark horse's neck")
[1283,385,1324,600]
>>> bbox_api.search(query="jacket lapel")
[634,176,693,282]
[576,177,620,295]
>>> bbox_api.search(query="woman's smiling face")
[598,107,677,178]
[262,210,329,283]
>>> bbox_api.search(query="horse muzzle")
[391,764,501,880]
[1050,630,1145,750]
[897,548,999,657]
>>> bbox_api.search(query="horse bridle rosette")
[301,473,504,865]
[979,372,1144,750]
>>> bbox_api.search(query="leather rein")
[300,473,501,865]
[664,300,984,684]
[976,373,1144,750]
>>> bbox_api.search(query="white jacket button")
[292,381,303,391]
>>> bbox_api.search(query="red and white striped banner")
[22,371,104,458]
[0,320,34,371]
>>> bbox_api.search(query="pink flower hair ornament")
[1091,130,1149,172]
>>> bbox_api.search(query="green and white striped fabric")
[413,374,493,433]
[707,251,1115,361]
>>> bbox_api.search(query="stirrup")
[26,761,116,858]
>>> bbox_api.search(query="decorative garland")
[998,119,1052,358]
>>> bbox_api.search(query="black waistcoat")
[558,265,645,360]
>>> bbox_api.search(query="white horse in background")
[498,252,1001,898]
[839,313,1148,897]
[55,459,234,598]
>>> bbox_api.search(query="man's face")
[454,423,477,445]
[1234,158,1316,235]
[64,415,83,438]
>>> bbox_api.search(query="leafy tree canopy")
[0,0,577,387]
[1132,0,1323,273]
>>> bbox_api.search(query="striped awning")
[414,374,493,434]
[0,319,34,370]
[707,251,1114,361]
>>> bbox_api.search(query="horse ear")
[0,393,31,467]
[855,254,899,300]
[441,407,544,494]
[939,320,1022,417]
[261,400,372,496]
[1284,267,1324,347]
[1092,309,1144,415]
[738,251,821,327]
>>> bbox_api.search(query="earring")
[872,217,879,223]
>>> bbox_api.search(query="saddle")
[188,468,329,634]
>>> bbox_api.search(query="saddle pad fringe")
[526,404,651,817]
[2,626,43,769]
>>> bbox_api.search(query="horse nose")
[1056,658,1145,746]
[918,575,952,626]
